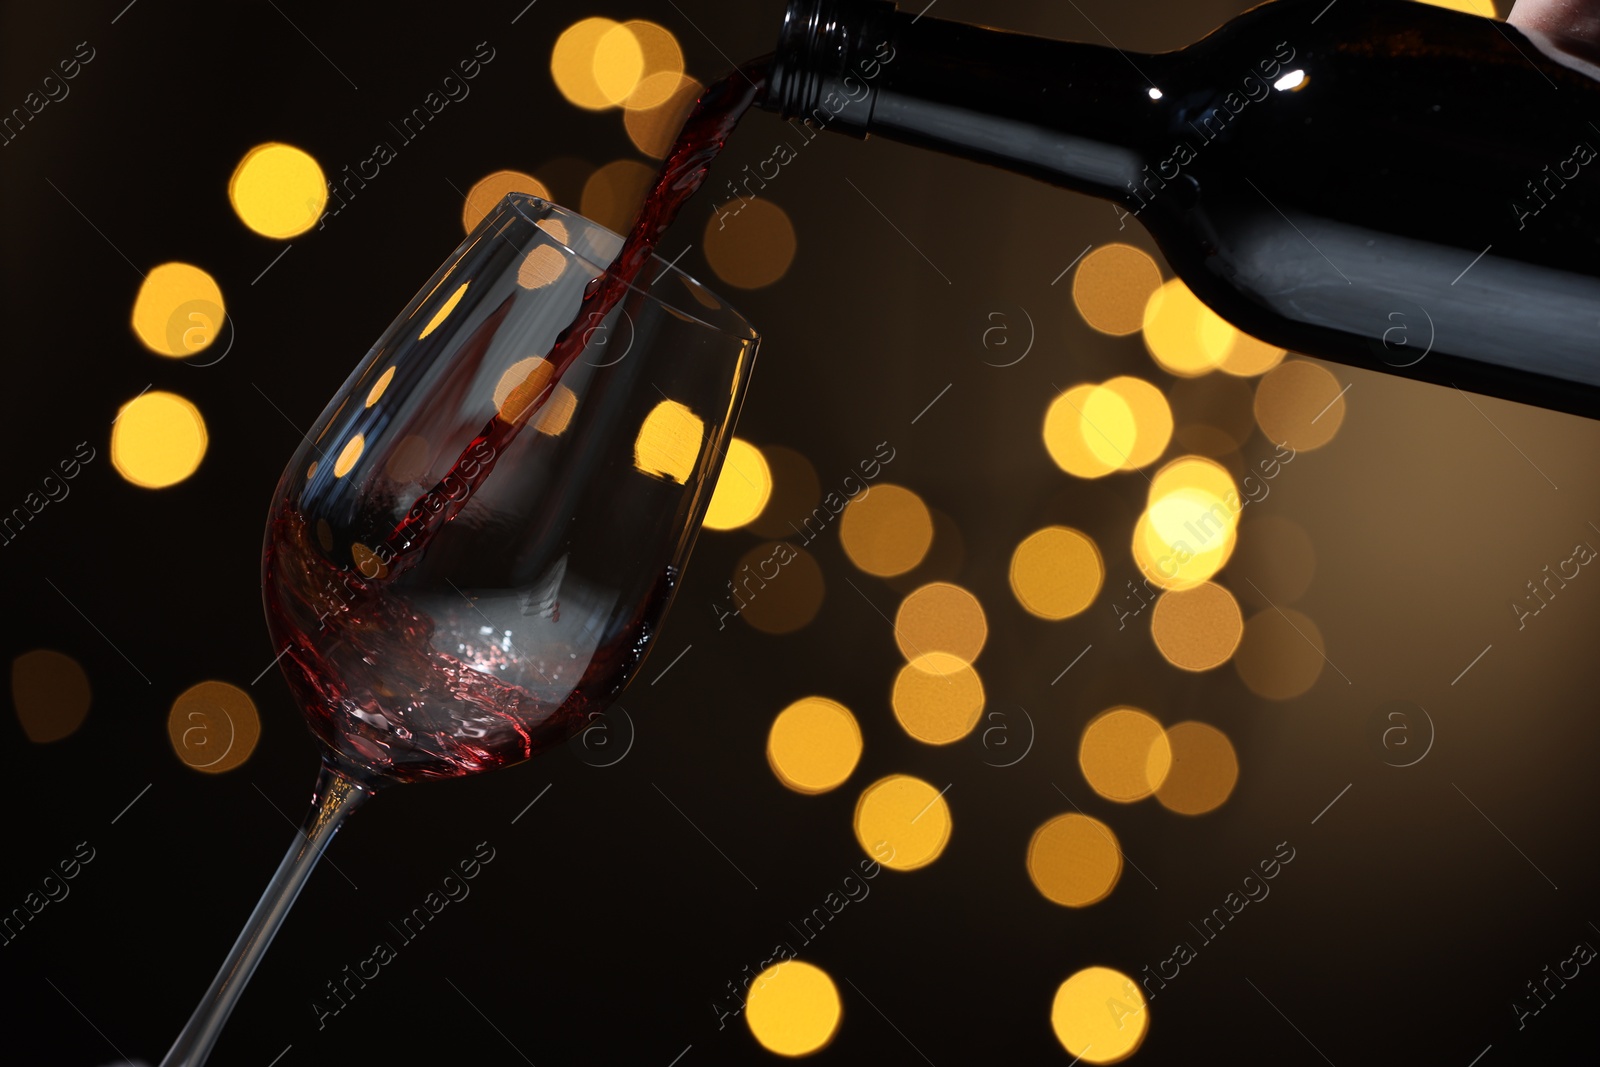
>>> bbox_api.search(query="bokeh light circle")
[1027,813,1123,907]
[1079,707,1172,802]
[1150,581,1244,671]
[745,960,842,1057]
[1051,966,1149,1063]
[130,263,226,358]
[1009,526,1103,619]
[229,142,327,239]
[110,391,208,488]
[1156,721,1239,815]
[893,582,987,664]
[703,438,772,530]
[839,484,933,577]
[767,697,862,795]
[853,774,952,871]
[892,652,985,745]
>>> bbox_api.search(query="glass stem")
[159,759,373,1067]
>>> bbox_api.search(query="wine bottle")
[760,0,1600,419]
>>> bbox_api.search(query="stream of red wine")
[264,60,771,784]
[381,58,771,567]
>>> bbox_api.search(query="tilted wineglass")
[159,194,758,1065]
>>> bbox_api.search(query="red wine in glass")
[161,61,769,1066]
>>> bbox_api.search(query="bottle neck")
[765,0,1158,202]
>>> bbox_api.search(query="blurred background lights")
[110,390,208,489]
[1027,813,1123,907]
[633,399,704,484]
[625,74,703,158]
[839,484,933,577]
[1254,360,1347,450]
[893,582,986,664]
[703,438,772,530]
[744,960,842,1057]
[463,170,551,233]
[130,263,225,358]
[1079,707,1172,802]
[1044,385,1119,478]
[767,697,862,794]
[1133,492,1236,590]
[1009,526,1103,619]
[166,680,261,774]
[1072,243,1162,336]
[518,244,568,290]
[1051,966,1149,1063]
[12,650,91,743]
[581,158,656,233]
[1143,278,1220,377]
[1234,606,1327,699]
[853,774,951,871]
[892,651,985,745]
[1098,375,1173,470]
[1156,721,1239,815]
[617,20,683,105]
[733,541,825,634]
[1150,581,1244,671]
[703,198,798,290]
[228,142,327,239]
[536,385,579,436]
[494,356,556,424]
[551,18,639,110]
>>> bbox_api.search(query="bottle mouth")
[768,0,895,130]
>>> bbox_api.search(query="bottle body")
[764,0,1600,418]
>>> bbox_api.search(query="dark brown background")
[3,0,1598,1063]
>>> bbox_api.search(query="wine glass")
[159,194,759,1065]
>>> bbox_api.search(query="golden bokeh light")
[1254,360,1346,451]
[624,74,702,158]
[580,158,656,233]
[462,169,551,233]
[1079,707,1172,803]
[517,244,568,290]
[618,21,684,107]
[1027,813,1123,907]
[1044,385,1119,479]
[1235,607,1327,699]
[419,282,469,340]
[1134,456,1240,591]
[893,582,987,664]
[332,434,365,478]
[1419,0,1494,13]
[130,262,226,358]
[1215,329,1286,377]
[1078,382,1137,468]
[365,366,396,409]
[1143,278,1221,377]
[551,18,640,110]
[351,542,389,580]
[12,650,91,743]
[1009,526,1103,620]
[703,438,772,530]
[1072,243,1163,335]
[703,198,798,290]
[1232,515,1316,607]
[1150,581,1244,671]
[167,680,262,774]
[892,652,985,745]
[493,356,557,424]
[228,142,327,239]
[633,399,704,484]
[853,774,951,871]
[748,445,821,540]
[767,697,862,794]
[1156,721,1239,815]
[745,961,842,1058]
[736,542,826,634]
[1098,375,1173,470]
[1133,493,1237,591]
[536,385,578,436]
[110,391,208,489]
[1051,966,1149,1063]
[839,484,933,577]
